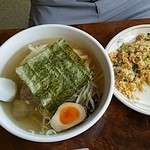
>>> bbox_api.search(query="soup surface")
[1,39,104,134]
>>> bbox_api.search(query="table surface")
[0,19,150,150]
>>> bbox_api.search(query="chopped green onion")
[145,56,150,63]
[120,43,126,51]
[132,64,138,73]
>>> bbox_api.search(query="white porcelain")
[0,24,114,142]
[106,24,150,116]
[0,77,17,102]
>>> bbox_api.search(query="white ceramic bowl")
[0,24,114,142]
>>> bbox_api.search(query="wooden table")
[0,19,150,150]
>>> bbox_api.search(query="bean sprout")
[75,81,101,112]
[46,129,57,135]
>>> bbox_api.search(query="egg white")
[50,102,86,132]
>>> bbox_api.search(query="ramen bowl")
[0,24,114,142]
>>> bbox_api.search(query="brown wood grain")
[0,19,150,150]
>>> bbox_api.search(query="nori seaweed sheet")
[16,39,93,111]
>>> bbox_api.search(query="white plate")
[106,24,150,115]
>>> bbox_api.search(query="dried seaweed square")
[16,39,93,111]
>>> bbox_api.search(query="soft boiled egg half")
[50,102,86,132]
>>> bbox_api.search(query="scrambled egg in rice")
[109,33,150,99]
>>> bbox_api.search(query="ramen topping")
[16,39,93,111]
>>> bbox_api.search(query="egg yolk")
[60,106,80,124]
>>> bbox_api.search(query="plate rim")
[105,24,150,115]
